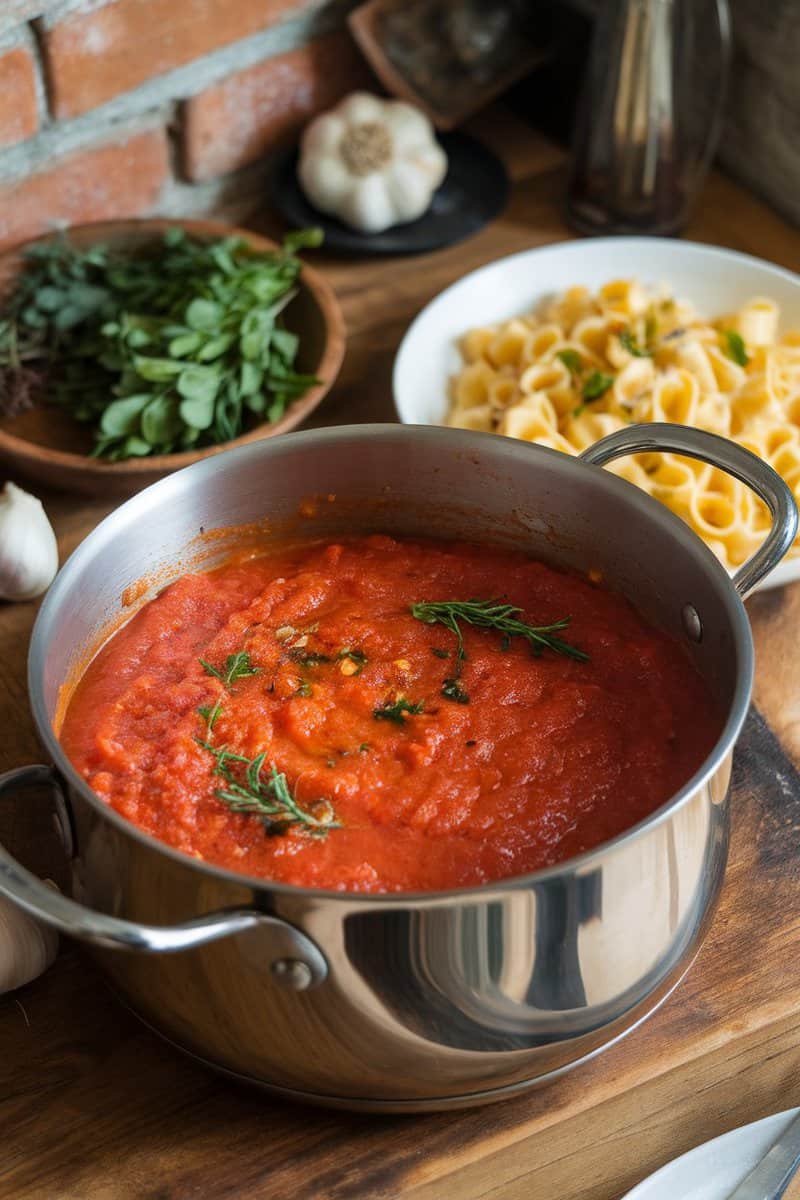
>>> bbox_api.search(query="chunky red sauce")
[60,536,720,893]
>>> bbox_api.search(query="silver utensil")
[728,1110,800,1199]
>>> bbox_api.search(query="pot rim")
[28,423,753,904]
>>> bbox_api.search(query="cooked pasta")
[446,281,800,567]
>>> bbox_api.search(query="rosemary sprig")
[411,598,588,703]
[198,697,223,732]
[197,737,338,836]
[373,696,425,725]
[200,650,259,687]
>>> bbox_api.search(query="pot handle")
[579,422,798,598]
[0,764,327,987]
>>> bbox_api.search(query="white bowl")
[393,236,800,590]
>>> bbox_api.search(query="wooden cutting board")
[3,116,800,1200]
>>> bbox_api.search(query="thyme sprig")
[411,598,588,703]
[197,736,339,836]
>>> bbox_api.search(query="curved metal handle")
[579,423,798,598]
[0,765,327,985]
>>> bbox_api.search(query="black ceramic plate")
[271,131,509,257]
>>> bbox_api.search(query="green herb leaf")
[134,355,184,382]
[619,329,651,358]
[168,332,202,357]
[177,364,220,429]
[556,348,583,373]
[373,697,425,725]
[282,227,324,253]
[141,393,182,446]
[99,393,150,437]
[337,647,368,674]
[185,298,223,331]
[441,678,469,704]
[582,372,614,401]
[723,329,750,366]
[240,361,263,397]
[290,649,332,667]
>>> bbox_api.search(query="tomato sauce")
[59,536,721,893]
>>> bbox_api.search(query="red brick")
[182,31,372,182]
[0,128,169,251]
[0,46,38,148]
[41,0,308,119]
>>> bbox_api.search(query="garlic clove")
[386,161,436,224]
[0,481,59,602]
[338,91,386,125]
[300,112,346,156]
[0,889,59,994]
[339,174,396,235]
[383,102,436,151]
[418,142,449,189]
[298,153,354,214]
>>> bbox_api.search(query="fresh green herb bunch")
[0,226,323,459]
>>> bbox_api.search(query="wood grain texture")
[2,114,800,1200]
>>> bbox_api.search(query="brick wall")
[0,0,372,250]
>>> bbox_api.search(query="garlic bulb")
[298,92,448,234]
[0,890,59,994]
[0,481,58,601]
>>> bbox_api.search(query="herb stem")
[411,598,588,702]
[197,737,338,836]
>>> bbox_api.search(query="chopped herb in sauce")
[373,697,425,725]
[337,647,368,674]
[442,678,470,704]
[289,649,332,667]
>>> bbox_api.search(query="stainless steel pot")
[0,423,796,1112]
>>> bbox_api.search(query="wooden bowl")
[0,219,346,496]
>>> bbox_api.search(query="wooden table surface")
[3,111,800,1200]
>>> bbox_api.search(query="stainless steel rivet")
[271,958,314,990]
[681,603,703,643]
